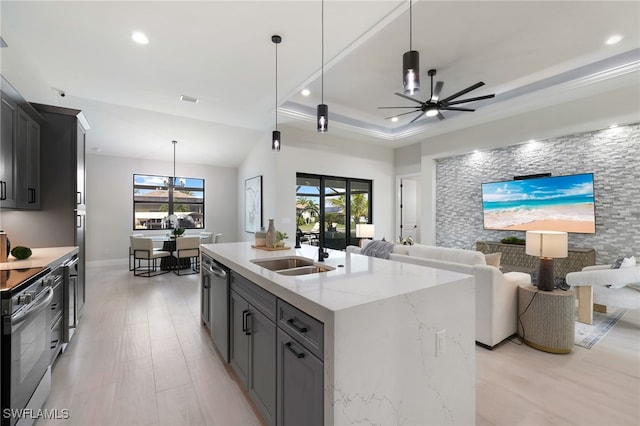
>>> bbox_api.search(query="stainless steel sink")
[251,256,334,275]
[277,265,334,276]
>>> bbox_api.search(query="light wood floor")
[38,262,639,426]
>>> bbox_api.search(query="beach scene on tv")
[482,173,596,234]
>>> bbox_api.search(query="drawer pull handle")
[287,317,308,333]
[242,310,248,332]
[285,342,305,359]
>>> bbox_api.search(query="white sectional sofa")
[347,241,532,348]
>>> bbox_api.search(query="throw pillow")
[611,257,625,269]
[621,256,636,268]
[484,252,501,268]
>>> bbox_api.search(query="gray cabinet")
[276,300,324,426]
[277,328,324,426]
[1,82,42,210]
[229,272,276,426]
[0,91,17,208]
[30,103,87,314]
[16,108,40,209]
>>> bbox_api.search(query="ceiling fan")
[378,69,495,123]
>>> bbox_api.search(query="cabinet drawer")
[50,281,64,325]
[231,272,276,322]
[50,314,63,364]
[277,300,324,360]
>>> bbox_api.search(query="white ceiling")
[1,1,639,167]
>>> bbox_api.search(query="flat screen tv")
[481,173,595,234]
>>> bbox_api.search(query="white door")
[400,178,418,241]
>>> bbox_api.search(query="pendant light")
[317,0,328,132]
[403,0,420,95]
[272,35,282,151]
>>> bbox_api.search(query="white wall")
[86,154,237,261]
[238,125,395,244]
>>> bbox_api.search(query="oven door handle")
[9,287,54,332]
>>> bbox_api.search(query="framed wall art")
[244,175,263,233]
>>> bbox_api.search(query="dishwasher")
[201,253,230,362]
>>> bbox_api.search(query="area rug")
[575,308,626,349]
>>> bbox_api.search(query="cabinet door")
[248,307,276,426]
[229,290,250,386]
[0,92,17,208]
[16,108,41,209]
[277,328,324,426]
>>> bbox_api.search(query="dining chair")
[129,234,144,271]
[174,236,201,275]
[132,237,171,277]
[199,232,213,244]
[213,233,223,243]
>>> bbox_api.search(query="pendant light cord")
[321,0,324,104]
[275,40,278,129]
[172,140,176,184]
[409,0,412,51]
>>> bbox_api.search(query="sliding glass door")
[296,173,372,250]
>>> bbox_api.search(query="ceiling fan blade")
[384,110,421,119]
[432,81,444,101]
[444,93,495,106]
[440,106,475,112]
[377,106,422,109]
[440,81,485,103]
[409,112,424,124]
[394,92,424,104]
[437,112,446,121]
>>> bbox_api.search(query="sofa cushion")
[392,245,410,255]
[484,252,501,268]
[408,244,487,266]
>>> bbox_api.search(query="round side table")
[517,284,575,354]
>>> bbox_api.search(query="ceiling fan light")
[272,130,281,151]
[403,50,420,95]
[425,108,439,117]
[317,103,328,132]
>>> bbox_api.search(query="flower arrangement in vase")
[171,227,185,238]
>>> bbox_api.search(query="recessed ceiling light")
[132,31,149,45]
[391,117,399,122]
[180,95,199,103]
[301,89,310,96]
[605,35,623,45]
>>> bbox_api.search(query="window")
[296,173,372,250]
[133,174,204,230]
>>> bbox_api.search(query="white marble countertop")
[201,242,472,322]
[0,246,79,270]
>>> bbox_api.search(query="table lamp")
[356,224,375,247]
[525,230,568,291]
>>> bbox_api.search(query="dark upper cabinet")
[0,91,17,208]
[1,76,43,211]
[16,108,41,209]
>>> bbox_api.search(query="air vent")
[180,95,199,103]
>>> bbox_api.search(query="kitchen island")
[201,242,476,426]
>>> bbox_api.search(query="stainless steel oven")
[1,268,53,426]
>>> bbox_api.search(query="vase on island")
[266,219,276,248]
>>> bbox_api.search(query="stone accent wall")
[436,123,640,264]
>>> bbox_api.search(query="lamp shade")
[525,230,568,259]
[356,224,375,239]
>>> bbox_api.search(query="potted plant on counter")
[276,231,288,248]
[171,227,185,238]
